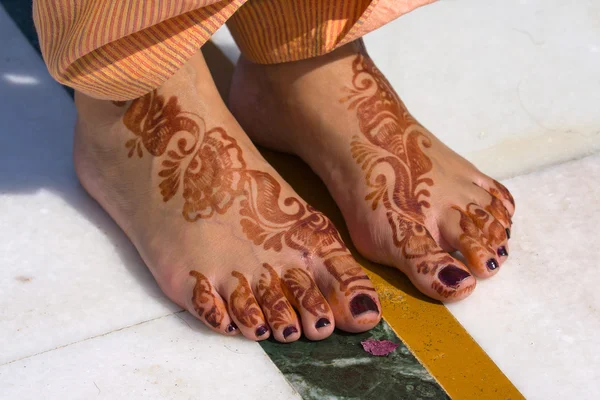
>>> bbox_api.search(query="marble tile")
[0,313,300,400]
[447,154,600,400]
[0,4,179,364]
[365,0,600,179]
[2,1,599,399]
[212,0,600,179]
[261,321,448,400]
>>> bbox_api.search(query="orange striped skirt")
[33,0,434,100]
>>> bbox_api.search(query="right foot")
[73,52,381,342]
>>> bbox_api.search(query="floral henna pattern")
[324,256,375,296]
[486,192,512,227]
[341,52,453,279]
[256,264,295,329]
[452,205,495,259]
[120,91,375,314]
[282,268,331,317]
[230,272,263,327]
[490,179,515,208]
[462,202,507,247]
[189,271,224,328]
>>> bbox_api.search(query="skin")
[73,51,381,343]
[229,39,515,302]
[189,271,224,328]
[255,264,298,334]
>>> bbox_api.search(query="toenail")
[349,294,379,317]
[255,325,269,337]
[438,265,471,288]
[226,323,238,333]
[283,325,298,339]
[487,258,499,271]
[497,246,508,257]
[505,228,511,239]
[315,318,331,329]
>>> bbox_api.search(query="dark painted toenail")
[497,246,508,257]
[487,258,499,271]
[315,318,331,329]
[350,294,379,317]
[438,265,471,288]
[255,325,269,337]
[506,228,511,239]
[226,323,238,333]
[283,326,298,338]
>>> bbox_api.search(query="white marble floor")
[1,0,599,398]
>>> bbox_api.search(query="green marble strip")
[260,321,448,400]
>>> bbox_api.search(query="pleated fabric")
[33,0,246,100]
[227,0,435,64]
[33,0,434,100]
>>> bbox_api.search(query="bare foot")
[74,51,381,342]
[229,40,515,302]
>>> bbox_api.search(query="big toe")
[315,255,382,333]
[386,222,477,302]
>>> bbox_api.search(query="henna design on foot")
[461,202,507,247]
[341,52,456,281]
[490,179,515,208]
[256,263,296,330]
[120,90,374,314]
[190,271,224,328]
[282,268,331,317]
[230,271,263,328]
[452,205,497,259]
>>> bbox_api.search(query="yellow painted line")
[264,150,524,400]
[367,269,523,399]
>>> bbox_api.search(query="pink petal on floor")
[361,338,400,356]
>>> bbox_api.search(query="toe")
[222,271,270,341]
[467,197,510,263]
[387,220,476,302]
[186,271,239,335]
[255,263,301,342]
[316,255,381,333]
[478,179,516,218]
[281,266,336,340]
[440,206,501,278]
[480,189,513,243]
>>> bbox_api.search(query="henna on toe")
[189,271,235,334]
[227,271,270,340]
[255,263,300,342]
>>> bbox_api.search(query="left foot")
[229,40,515,302]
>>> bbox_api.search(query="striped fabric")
[33,0,434,101]
[33,0,246,100]
[227,0,436,64]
